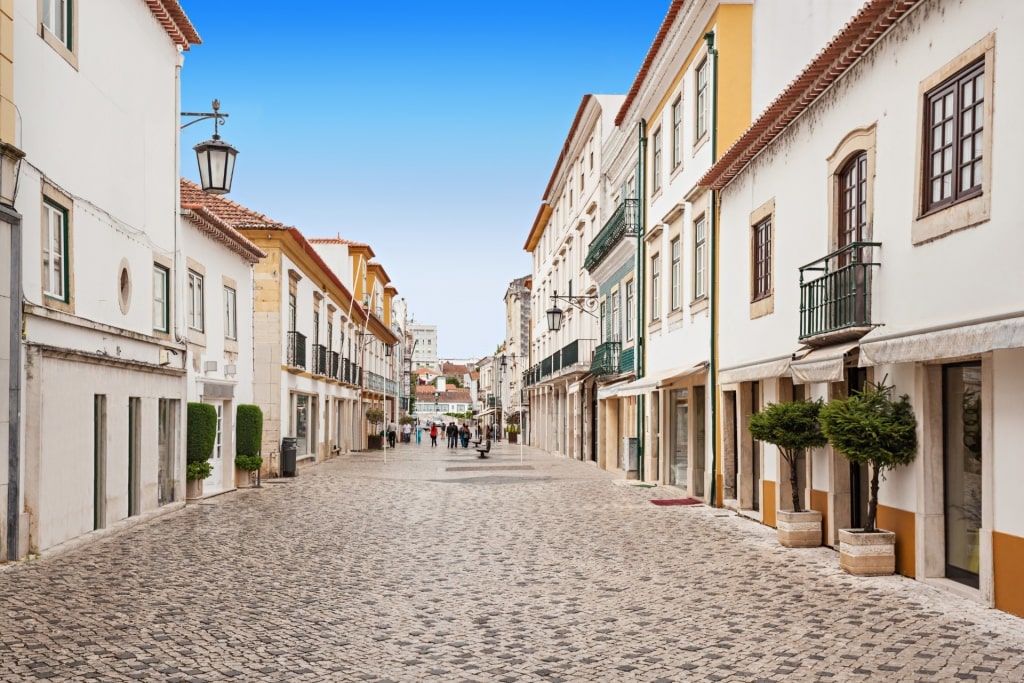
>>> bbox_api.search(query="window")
[43,200,68,301]
[752,217,772,301]
[694,215,706,299]
[625,280,634,341]
[671,97,682,168]
[579,160,584,192]
[696,58,709,140]
[611,290,621,342]
[224,286,237,340]
[923,59,984,213]
[839,152,868,266]
[153,264,170,333]
[327,321,333,354]
[599,300,607,343]
[651,254,661,321]
[42,0,71,49]
[187,270,204,331]
[313,309,320,347]
[670,238,681,310]
[288,292,297,332]
[651,128,663,193]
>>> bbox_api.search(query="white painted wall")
[992,349,1024,538]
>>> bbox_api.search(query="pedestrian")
[415,423,422,445]
[459,424,470,448]
[446,421,458,449]
[402,422,412,444]
[429,422,438,447]
[387,422,397,448]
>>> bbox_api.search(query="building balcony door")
[943,362,982,588]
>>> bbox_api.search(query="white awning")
[859,317,1024,366]
[477,408,496,417]
[718,356,792,385]
[597,379,632,400]
[611,363,707,397]
[790,342,860,384]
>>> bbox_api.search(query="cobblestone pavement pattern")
[3,441,1024,682]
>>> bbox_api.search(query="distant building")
[410,323,438,370]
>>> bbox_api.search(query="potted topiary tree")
[365,408,385,450]
[505,414,521,444]
[748,399,829,547]
[819,379,918,576]
[235,404,264,488]
[186,402,217,499]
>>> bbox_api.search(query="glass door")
[944,363,982,588]
[206,401,224,491]
[670,390,689,488]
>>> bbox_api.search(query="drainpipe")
[5,201,23,561]
[704,31,719,506]
[636,119,647,481]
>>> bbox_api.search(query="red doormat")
[650,498,702,506]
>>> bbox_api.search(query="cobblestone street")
[2,441,1024,682]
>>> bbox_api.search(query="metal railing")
[590,341,621,375]
[366,371,385,393]
[522,339,594,387]
[584,198,639,271]
[799,241,881,340]
[342,358,352,383]
[329,351,340,379]
[311,344,328,375]
[286,331,306,369]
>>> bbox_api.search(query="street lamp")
[546,290,599,332]
[181,99,238,195]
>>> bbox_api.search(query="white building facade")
[704,0,1024,616]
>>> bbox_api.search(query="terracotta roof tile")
[700,0,922,190]
[145,0,201,49]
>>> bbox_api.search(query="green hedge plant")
[748,399,828,513]
[236,404,263,461]
[819,380,918,533]
[234,454,263,472]
[186,402,217,480]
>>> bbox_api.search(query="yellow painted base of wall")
[716,474,724,508]
[994,531,1024,618]
[876,504,915,578]
[810,489,829,544]
[762,480,776,528]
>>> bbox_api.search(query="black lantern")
[546,304,564,332]
[182,99,238,195]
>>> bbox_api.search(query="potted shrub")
[819,379,918,576]
[235,404,263,488]
[748,399,829,547]
[186,402,217,499]
[365,408,385,450]
[505,414,521,443]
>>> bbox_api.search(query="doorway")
[670,389,689,489]
[943,362,982,588]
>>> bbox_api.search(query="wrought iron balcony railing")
[329,351,340,379]
[366,371,385,393]
[584,198,638,272]
[522,339,593,387]
[342,358,352,383]
[590,341,622,376]
[311,344,328,375]
[287,331,306,369]
[799,241,881,340]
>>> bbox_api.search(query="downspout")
[5,201,23,561]
[704,31,719,506]
[636,119,647,481]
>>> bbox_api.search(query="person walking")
[446,421,458,449]
[402,421,412,444]
[429,422,438,447]
[415,423,422,445]
[459,424,470,448]
[387,422,397,449]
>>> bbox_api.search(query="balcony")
[342,358,352,383]
[311,344,328,375]
[799,242,881,343]
[329,351,340,379]
[590,341,621,376]
[522,339,594,387]
[287,331,306,369]
[366,371,385,393]
[584,198,638,272]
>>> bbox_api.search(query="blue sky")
[178,1,670,360]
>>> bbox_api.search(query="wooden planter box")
[367,435,384,450]
[838,528,895,576]
[506,432,518,444]
[776,510,822,548]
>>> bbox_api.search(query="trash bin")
[280,437,297,477]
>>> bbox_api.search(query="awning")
[612,363,707,397]
[859,316,1024,366]
[718,356,792,385]
[790,342,859,384]
[477,408,496,418]
[597,379,632,400]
